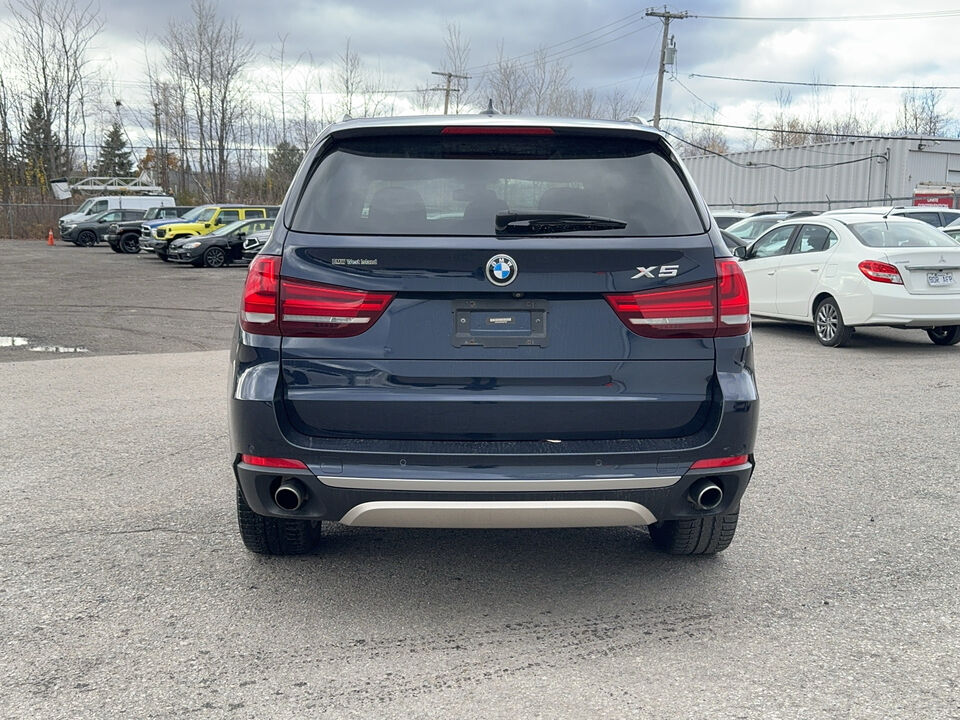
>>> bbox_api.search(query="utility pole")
[646,7,687,129]
[431,70,471,114]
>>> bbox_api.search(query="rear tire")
[927,326,960,346]
[236,484,321,555]
[814,297,853,347]
[648,512,739,555]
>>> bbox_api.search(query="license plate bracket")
[452,299,549,347]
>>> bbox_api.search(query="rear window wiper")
[495,211,627,235]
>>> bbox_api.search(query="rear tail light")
[240,255,394,338]
[858,260,903,284]
[604,259,750,338]
[690,455,749,469]
[241,255,281,335]
[241,454,308,470]
[280,279,394,338]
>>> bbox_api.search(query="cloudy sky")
[4,0,960,149]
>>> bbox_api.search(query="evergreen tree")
[96,122,134,177]
[267,140,303,193]
[18,98,66,189]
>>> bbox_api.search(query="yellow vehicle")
[145,205,275,260]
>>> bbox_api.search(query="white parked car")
[735,214,960,347]
[821,205,960,229]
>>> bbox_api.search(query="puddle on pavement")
[0,335,89,353]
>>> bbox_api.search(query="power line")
[661,115,940,142]
[688,9,960,22]
[689,73,960,91]
[464,10,649,72]
[661,128,887,171]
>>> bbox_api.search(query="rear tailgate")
[278,235,719,440]
[268,124,730,443]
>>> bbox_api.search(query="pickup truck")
[104,206,195,253]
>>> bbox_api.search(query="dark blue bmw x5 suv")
[230,115,758,556]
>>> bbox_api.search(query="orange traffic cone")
[47,229,55,246]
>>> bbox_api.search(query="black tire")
[927,326,960,346]
[77,230,97,247]
[202,246,227,268]
[648,512,739,555]
[108,241,123,253]
[119,233,141,254]
[236,484,321,555]
[814,297,853,347]
[156,250,170,262]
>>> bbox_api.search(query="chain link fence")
[1,202,74,240]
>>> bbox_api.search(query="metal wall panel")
[683,136,960,210]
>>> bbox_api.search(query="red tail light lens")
[279,279,394,338]
[715,258,751,337]
[240,255,281,335]
[605,281,716,338]
[605,259,751,338]
[690,455,749,469]
[859,260,903,284]
[241,454,308,470]
[240,256,394,338]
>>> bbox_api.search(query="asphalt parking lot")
[1,239,958,719]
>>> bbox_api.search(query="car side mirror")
[733,245,746,259]
[204,222,211,229]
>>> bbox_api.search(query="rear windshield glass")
[849,221,960,248]
[291,134,705,236]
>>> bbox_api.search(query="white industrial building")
[682,135,960,212]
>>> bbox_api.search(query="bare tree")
[166,0,253,199]
[897,87,951,136]
[332,38,362,119]
[441,23,472,113]
[484,42,530,114]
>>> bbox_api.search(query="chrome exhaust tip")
[274,480,305,511]
[688,479,723,511]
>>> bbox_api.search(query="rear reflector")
[858,259,903,284]
[241,454,309,470]
[604,259,750,338]
[280,280,394,338]
[440,126,555,135]
[690,455,749,469]
[239,255,394,338]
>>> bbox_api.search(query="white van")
[58,195,175,231]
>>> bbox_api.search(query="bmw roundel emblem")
[485,254,517,286]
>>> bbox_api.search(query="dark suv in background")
[230,116,758,556]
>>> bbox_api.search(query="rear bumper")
[230,332,758,528]
[234,459,753,527]
[842,281,960,326]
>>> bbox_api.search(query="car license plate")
[927,272,955,286]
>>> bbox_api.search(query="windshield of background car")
[291,133,705,236]
[76,199,94,214]
[849,221,960,248]
[193,208,217,222]
[726,217,781,240]
[180,207,208,222]
[210,219,249,236]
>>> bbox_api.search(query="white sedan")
[735,214,960,347]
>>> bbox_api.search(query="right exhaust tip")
[688,479,723,511]
[274,480,305,511]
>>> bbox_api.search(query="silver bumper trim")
[339,500,658,528]
[314,473,680,492]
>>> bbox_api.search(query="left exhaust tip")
[274,480,305,511]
